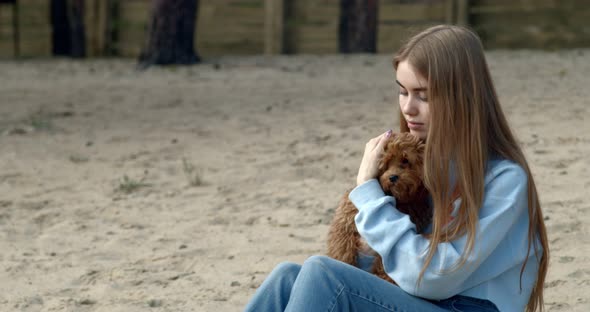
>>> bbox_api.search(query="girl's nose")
[401,98,418,116]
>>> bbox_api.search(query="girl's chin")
[409,130,427,140]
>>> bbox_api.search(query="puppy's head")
[378,133,425,203]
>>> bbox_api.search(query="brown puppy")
[326,132,431,283]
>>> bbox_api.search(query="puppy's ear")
[416,143,426,158]
[378,139,394,172]
[377,154,387,172]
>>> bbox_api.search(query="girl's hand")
[356,130,392,186]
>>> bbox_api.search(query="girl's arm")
[351,160,538,299]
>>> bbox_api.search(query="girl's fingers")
[367,130,392,151]
[356,130,392,185]
[374,130,392,151]
[378,130,392,146]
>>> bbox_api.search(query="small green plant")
[27,109,54,131]
[116,174,151,194]
[182,158,204,186]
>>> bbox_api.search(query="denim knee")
[301,255,343,281]
[303,255,334,267]
[272,261,301,276]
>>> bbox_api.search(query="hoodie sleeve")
[350,161,534,299]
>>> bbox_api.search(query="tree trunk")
[339,0,378,53]
[68,0,86,57]
[138,0,200,68]
[51,0,71,55]
[51,0,85,57]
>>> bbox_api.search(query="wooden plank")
[84,0,109,56]
[227,0,265,9]
[198,26,262,41]
[85,0,96,56]
[297,41,337,54]
[472,0,588,7]
[117,0,149,55]
[295,3,339,16]
[0,27,14,36]
[198,37,264,49]
[118,20,148,31]
[0,4,13,19]
[456,0,468,25]
[118,0,149,54]
[199,7,264,25]
[472,8,590,49]
[18,0,50,5]
[198,26,263,37]
[377,2,446,53]
[379,3,447,22]
[445,0,454,24]
[287,0,338,54]
[0,44,15,57]
[293,8,338,24]
[297,25,338,40]
[15,0,51,57]
[119,12,150,23]
[0,5,14,40]
[471,4,556,14]
[264,0,283,54]
[119,1,151,12]
[378,23,439,53]
[117,43,142,58]
[197,0,266,57]
[199,38,264,47]
[198,39,264,56]
[199,29,263,40]
[18,42,51,56]
[199,46,261,56]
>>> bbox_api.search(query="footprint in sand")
[558,256,575,263]
[544,279,566,288]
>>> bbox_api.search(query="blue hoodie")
[350,158,543,312]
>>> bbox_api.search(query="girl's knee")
[302,255,343,275]
[305,255,340,267]
[272,261,301,276]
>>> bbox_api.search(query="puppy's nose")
[389,175,399,183]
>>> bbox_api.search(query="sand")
[0,50,588,311]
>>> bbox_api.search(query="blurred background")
[1,1,589,311]
[1,0,589,62]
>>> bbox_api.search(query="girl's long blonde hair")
[393,25,549,312]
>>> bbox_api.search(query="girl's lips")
[407,121,424,130]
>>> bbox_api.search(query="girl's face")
[396,60,430,140]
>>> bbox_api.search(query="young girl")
[243,25,549,312]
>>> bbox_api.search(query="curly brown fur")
[326,132,431,284]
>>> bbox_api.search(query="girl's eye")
[418,93,428,102]
[399,89,408,96]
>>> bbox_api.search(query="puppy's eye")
[402,158,409,164]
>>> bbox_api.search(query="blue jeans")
[244,255,499,312]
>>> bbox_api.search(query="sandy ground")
[0,50,588,312]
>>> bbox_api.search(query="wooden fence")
[471,0,590,49]
[0,0,51,58]
[0,0,589,58]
